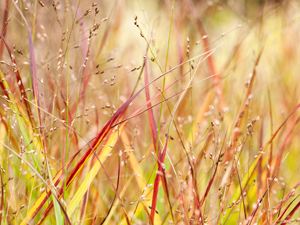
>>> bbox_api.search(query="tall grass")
[1,0,300,224]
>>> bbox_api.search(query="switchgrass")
[1,0,300,224]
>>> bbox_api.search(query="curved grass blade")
[281,201,300,225]
[37,122,126,224]
[66,122,125,217]
[273,194,300,224]
[22,87,145,224]
[270,180,300,221]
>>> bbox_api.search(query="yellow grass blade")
[67,124,125,216]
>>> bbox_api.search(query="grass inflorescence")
[0,0,300,224]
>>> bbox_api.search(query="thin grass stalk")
[0,172,4,224]
[219,103,300,224]
[185,0,224,108]
[0,141,72,225]
[0,35,36,144]
[0,0,9,57]
[63,0,70,217]
[152,2,176,219]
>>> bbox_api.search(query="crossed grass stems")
[1,1,300,224]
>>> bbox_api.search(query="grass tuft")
[1,1,300,224]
